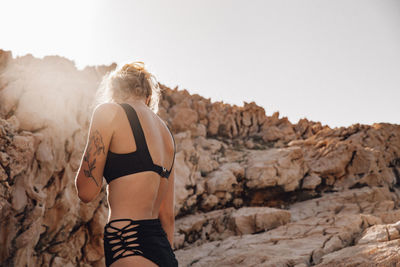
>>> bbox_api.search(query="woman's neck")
[124,98,146,105]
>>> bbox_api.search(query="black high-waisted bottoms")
[103,218,179,267]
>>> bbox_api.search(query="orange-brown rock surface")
[1,49,400,266]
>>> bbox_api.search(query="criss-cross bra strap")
[120,103,153,164]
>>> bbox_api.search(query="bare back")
[106,102,175,221]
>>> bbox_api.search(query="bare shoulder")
[93,103,120,117]
[92,102,120,122]
[94,102,120,113]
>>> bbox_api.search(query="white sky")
[1,0,399,128]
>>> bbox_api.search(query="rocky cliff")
[1,49,400,266]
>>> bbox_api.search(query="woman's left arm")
[75,103,117,203]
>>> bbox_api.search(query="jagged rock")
[194,136,224,153]
[316,239,400,266]
[244,139,254,149]
[289,186,396,222]
[175,206,290,249]
[11,175,28,211]
[174,151,193,215]
[307,141,356,177]
[231,206,291,235]
[0,49,12,71]
[190,123,207,137]
[220,162,245,179]
[196,148,219,174]
[356,221,400,245]
[1,49,400,266]
[173,233,185,249]
[261,125,283,142]
[0,165,6,181]
[192,99,207,120]
[301,173,321,189]
[0,151,10,167]
[36,140,54,163]
[200,194,219,211]
[245,146,308,191]
[0,202,18,263]
[175,196,395,266]
[6,134,35,180]
[6,115,20,130]
[205,169,237,194]
[170,107,198,133]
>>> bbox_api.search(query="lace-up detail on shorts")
[103,218,178,267]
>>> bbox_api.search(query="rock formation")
[1,49,400,266]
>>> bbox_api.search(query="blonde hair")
[94,61,161,113]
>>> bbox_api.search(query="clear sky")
[1,0,399,128]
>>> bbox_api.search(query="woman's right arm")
[159,165,176,248]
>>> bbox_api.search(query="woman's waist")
[108,206,159,221]
[106,216,161,226]
[104,216,166,237]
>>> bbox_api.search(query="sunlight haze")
[1,0,399,128]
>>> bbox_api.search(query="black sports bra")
[103,103,176,184]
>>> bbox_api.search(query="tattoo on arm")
[83,130,105,186]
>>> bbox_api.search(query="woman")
[75,62,179,267]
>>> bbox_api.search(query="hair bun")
[121,61,145,72]
[96,60,161,113]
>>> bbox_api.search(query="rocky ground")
[0,49,400,266]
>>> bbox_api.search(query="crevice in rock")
[389,158,400,187]
[349,182,368,190]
